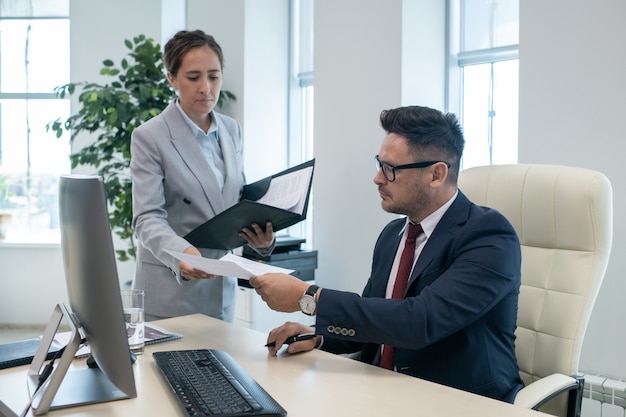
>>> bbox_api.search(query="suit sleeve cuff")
[249,236,276,257]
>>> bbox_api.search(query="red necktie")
[380,223,423,370]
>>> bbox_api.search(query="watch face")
[299,295,316,315]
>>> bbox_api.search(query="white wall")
[401,0,446,108]
[0,245,68,324]
[519,0,626,378]
[187,0,290,181]
[312,0,401,292]
[313,0,446,292]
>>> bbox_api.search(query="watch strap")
[305,284,320,299]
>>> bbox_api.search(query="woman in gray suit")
[130,30,274,322]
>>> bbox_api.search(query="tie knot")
[406,223,423,242]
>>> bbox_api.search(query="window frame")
[286,0,314,247]
[0,9,70,244]
[447,0,519,169]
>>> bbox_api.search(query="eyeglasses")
[374,155,450,182]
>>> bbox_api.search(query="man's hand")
[264,321,320,357]
[249,273,309,312]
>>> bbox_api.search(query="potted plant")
[47,34,235,261]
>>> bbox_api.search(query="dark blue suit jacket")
[316,191,524,402]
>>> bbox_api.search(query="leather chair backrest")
[458,164,612,385]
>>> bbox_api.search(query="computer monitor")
[25,174,137,415]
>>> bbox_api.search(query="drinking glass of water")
[121,289,145,355]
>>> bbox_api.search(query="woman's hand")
[178,246,218,280]
[239,221,275,249]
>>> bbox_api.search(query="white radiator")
[582,374,626,417]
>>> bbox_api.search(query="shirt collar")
[400,190,459,237]
[174,98,218,136]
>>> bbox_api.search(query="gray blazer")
[130,101,244,322]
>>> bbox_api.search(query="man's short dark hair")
[380,106,465,183]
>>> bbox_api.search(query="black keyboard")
[153,349,287,417]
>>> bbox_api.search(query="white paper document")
[256,166,313,214]
[165,250,294,279]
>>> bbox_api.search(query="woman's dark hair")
[163,30,224,77]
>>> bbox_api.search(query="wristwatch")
[298,285,320,316]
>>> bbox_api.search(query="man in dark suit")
[249,105,524,403]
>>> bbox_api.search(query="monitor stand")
[0,398,19,417]
[23,304,130,416]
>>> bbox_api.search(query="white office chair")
[458,164,613,417]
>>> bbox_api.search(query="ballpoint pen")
[264,333,316,347]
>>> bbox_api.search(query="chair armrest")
[514,373,580,409]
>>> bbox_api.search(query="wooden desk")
[0,314,548,416]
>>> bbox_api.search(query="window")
[288,0,314,247]
[448,0,519,169]
[0,0,70,243]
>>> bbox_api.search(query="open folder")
[184,159,315,250]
